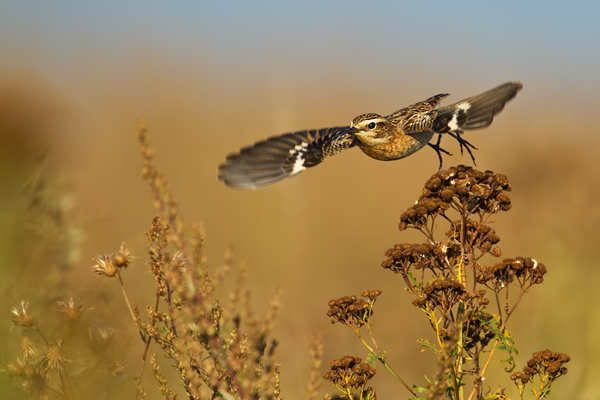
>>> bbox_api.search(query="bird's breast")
[357,131,434,161]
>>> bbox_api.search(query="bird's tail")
[433,82,523,133]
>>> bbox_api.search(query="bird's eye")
[367,122,376,130]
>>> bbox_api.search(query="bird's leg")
[448,130,478,166]
[428,133,453,170]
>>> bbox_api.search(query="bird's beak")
[346,126,358,135]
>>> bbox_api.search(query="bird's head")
[347,113,393,145]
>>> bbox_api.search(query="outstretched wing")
[386,93,450,134]
[218,126,355,189]
[432,82,523,133]
[387,93,449,120]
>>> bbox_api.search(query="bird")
[218,82,522,189]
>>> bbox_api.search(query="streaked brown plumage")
[218,82,523,189]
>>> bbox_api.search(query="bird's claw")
[448,130,478,166]
[428,134,453,170]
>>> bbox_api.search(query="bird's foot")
[428,134,453,170]
[448,130,478,166]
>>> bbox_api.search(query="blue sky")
[2,2,599,100]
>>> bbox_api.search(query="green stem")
[455,308,465,400]
[379,358,419,398]
[353,328,419,398]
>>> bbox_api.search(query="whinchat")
[218,82,522,189]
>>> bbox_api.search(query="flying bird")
[218,82,522,189]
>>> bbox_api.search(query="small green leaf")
[445,386,457,400]
[366,353,378,367]
[477,313,518,372]
[413,384,429,393]
[417,338,438,352]
[540,387,552,399]
[407,271,421,290]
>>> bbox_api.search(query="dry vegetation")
[325,165,569,400]
[2,125,570,400]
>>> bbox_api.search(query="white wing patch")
[458,102,471,112]
[289,142,308,175]
[447,102,471,131]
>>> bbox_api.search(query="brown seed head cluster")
[382,242,461,275]
[361,289,382,301]
[477,257,546,288]
[326,295,371,327]
[463,312,495,350]
[399,198,449,231]
[511,349,570,384]
[412,279,466,310]
[323,355,376,393]
[445,221,501,254]
[335,165,561,398]
[399,165,512,231]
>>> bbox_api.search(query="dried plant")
[89,122,291,399]
[4,123,322,399]
[3,161,126,400]
[4,296,126,399]
[510,350,570,399]
[4,125,570,400]
[323,355,377,400]
[324,165,569,399]
[306,332,324,400]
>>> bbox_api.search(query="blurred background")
[1,1,599,399]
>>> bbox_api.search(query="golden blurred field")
[1,3,600,399]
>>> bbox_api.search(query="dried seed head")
[43,341,70,372]
[20,336,41,361]
[113,244,131,268]
[362,289,382,301]
[57,298,84,322]
[491,247,502,257]
[418,279,466,310]
[92,254,119,277]
[326,295,372,327]
[414,165,514,217]
[92,245,132,277]
[11,301,37,328]
[4,359,26,377]
[511,371,530,384]
[324,355,376,389]
[494,174,511,190]
[440,188,454,201]
[517,349,570,383]
[89,325,116,352]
